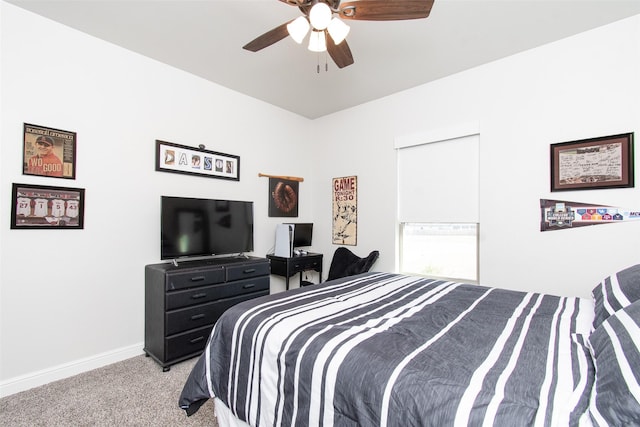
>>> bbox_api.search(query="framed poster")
[23,123,77,179]
[156,140,240,181]
[268,178,299,217]
[550,133,634,191]
[11,183,85,229]
[332,176,357,245]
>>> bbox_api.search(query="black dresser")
[144,256,270,371]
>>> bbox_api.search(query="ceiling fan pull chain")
[325,51,328,72]
[317,51,320,74]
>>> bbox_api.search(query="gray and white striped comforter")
[179,272,595,426]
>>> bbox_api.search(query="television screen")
[161,196,254,260]
[286,223,313,247]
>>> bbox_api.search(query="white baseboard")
[0,342,144,398]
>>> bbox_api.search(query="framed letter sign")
[156,140,240,181]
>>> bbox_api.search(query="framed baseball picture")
[11,183,85,229]
[23,123,77,179]
[268,178,299,217]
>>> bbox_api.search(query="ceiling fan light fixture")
[287,16,310,44]
[308,30,327,52]
[309,2,332,30]
[327,17,350,44]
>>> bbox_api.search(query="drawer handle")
[191,293,207,299]
[243,283,256,289]
[190,314,205,321]
[190,276,205,282]
[189,336,205,344]
[243,268,256,274]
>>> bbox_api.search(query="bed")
[179,266,640,426]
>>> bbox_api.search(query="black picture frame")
[550,132,634,192]
[268,178,299,217]
[10,183,85,229]
[23,123,77,180]
[155,140,240,181]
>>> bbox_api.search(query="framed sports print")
[332,175,357,245]
[550,132,634,191]
[156,140,240,181]
[23,123,77,179]
[11,183,85,229]
[268,178,299,217]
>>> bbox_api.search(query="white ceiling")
[6,0,640,119]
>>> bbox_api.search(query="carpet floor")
[0,354,217,426]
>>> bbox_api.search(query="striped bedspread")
[179,272,595,426]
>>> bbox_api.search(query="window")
[400,222,478,282]
[396,128,479,282]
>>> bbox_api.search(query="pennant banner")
[540,199,640,231]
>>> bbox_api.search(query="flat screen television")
[285,223,313,248]
[161,196,254,260]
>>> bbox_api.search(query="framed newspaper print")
[11,183,85,229]
[156,140,240,181]
[550,132,634,192]
[23,123,77,179]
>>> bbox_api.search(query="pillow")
[591,263,640,330]
[588,298,640,426]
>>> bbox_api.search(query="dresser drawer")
[224,276,270,298]
[165,325,213,362]
[165,267,225,291]
[226,261,270,282]
[166,276,270,310]
[292,256,321,271]
[166,283,223,310]
[166,290,269,335]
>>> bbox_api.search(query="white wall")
[2,1,639,397]
[310,14,640,299]
[0,2,311,395]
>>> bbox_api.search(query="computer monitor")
[286,223,313,247]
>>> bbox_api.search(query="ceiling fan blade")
[327,35,354,68]
[243,22,291,52]
[338,0,434,21]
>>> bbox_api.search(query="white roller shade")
[397,134,479,223]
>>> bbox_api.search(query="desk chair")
[327,247,380,281]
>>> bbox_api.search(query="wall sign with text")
[155,140,240,181]
[332,175,357,245]
[540,198,640,231]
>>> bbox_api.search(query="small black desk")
[267,252,323,290]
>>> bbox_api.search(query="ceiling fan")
[243,0,435,69]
